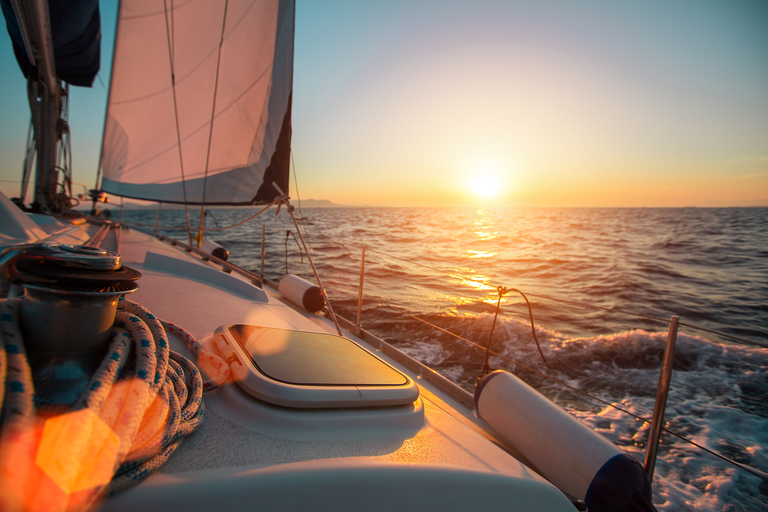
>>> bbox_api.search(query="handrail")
[86,222,112,247]
[156,235,262,288]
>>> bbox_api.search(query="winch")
[0,243,141,404]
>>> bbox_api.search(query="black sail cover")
[0,0,101,86]
[100,0,295,205]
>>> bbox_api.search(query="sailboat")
[0,1,656,511]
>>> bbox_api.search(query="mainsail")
[100,0,294,205]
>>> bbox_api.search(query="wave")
[368,311,768,512]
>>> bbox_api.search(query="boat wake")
[362,310,768,512]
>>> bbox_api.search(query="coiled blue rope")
[0,297,217,510]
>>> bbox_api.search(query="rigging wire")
[285,201,343,336]
[196,0,230,248]
[162,0,193,246]
[284,230,303,275]
[92,0,119,216]
[290,150,312,242]
[205,210,221,228]
[20,118,34,203]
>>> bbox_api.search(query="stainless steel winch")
[0,243,141,403]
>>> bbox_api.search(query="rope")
[509,288,547,363]
[161,320,229,391]
[0,297,224,511]
[193,201,281,231]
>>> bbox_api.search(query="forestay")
[100,0,294,205]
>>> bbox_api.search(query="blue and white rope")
[0,297,221,511]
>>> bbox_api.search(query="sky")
[1,0,767,207]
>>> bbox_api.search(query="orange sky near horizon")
[1,0,767,208]
[289,1,768,208]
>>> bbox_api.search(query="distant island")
[294,199,343,208]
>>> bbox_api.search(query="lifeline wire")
[123,200,280,233]
[355,244,764,348]
[379,301,768,483]
[0,297,226,511]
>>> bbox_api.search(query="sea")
[121,205,768,512]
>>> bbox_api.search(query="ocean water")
[122,206,768,512]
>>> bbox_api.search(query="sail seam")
[109,65,273,179]
[112,0,261,105]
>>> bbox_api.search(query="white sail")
[100,0,294,204]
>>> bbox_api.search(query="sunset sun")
[469,173,502,198]
[466,162,510,201]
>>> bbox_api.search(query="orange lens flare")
[0,375,175,512]
[37,409,121,494]
[0,410,118,512]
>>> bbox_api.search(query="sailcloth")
[101,0,294,204]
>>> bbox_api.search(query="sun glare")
[465,161,510,201]
[469,173,500,198]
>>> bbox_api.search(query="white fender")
[475,371,654,512]
[199,239,229,261]
[279,274,325,313]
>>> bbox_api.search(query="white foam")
[414,313,768,510]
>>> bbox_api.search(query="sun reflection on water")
[456,273,493,292]
[473,209,499,241]
[467,250,496,259]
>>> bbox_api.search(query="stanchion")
[356,246,366,336]
[644,315,679,481]
[260,224,266,282]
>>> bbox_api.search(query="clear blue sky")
[2,0,767,207]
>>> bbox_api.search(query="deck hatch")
[216,324,419,408]
[229,325,407,386]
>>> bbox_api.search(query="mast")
[3,0,101,212]
[10,0,62,212]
